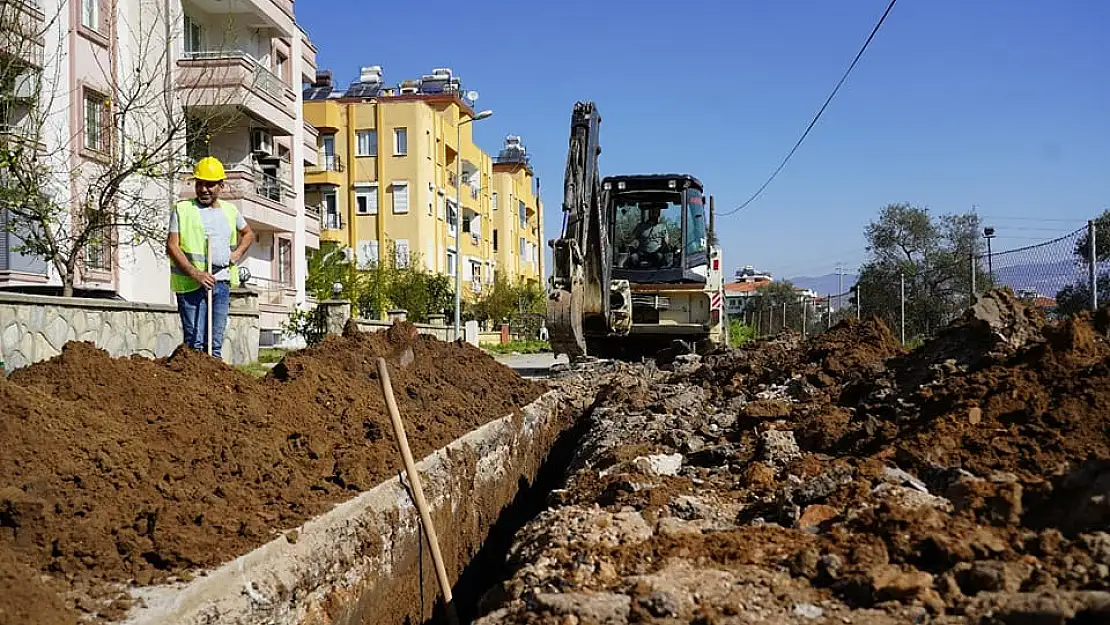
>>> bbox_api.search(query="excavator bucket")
[546,285,586,358]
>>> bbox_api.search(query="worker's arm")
[230,221,255,264]
[166,232,216,289]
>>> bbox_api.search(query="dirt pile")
[475,289,1110,624]
[0,322,545,622]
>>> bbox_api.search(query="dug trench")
[0,320,606,625]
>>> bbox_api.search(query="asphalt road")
[493,352,569,379]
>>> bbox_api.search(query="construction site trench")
[7,289,1110,625]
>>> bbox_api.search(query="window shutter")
[395,239,409,267]
[462,256,472,281]
[392,183,408,214]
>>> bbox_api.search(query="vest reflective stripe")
[169,199,241,293]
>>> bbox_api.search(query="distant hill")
[787,260,1091,299]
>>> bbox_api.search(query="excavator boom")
[547,101,607,357]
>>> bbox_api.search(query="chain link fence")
[733,219,1110,344]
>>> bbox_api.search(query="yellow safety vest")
[169,199,241,293]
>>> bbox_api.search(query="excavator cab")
[608,175,709,282]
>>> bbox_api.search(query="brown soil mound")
[0,322,544,621]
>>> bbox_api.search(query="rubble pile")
[0,322,545,623]
[477,290,1110,624]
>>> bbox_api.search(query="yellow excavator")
[546,101,728,360]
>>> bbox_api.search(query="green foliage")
[855,203,989,338]
[469,272,545,327]
[481,339,551,355]
[728,318,756,346]
[302,240,456,324]
[281,305,328,346]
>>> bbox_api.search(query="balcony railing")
[447,171,458,187]
[179,50,290,109]
[322,212,342,230]
[469,186,479,200]
[310,154,342,173]
[253,170,290,203]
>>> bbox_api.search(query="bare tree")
[0,0,246,296]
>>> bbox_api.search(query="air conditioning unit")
[399,86,418,95]
[250,129,273,156]
[338,247,355,263]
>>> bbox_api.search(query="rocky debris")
[477,290,1110,624]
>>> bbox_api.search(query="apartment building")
[0,0,317,340]
[302,65,544,310]
[490,135,543,284]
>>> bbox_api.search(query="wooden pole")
[375,357,455,612]
[206,235,213,355]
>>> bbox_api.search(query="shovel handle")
[375,357,454,608]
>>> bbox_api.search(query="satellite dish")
[466,90,479,102]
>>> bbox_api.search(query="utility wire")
[720,0,899,217]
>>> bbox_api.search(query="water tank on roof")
[359,66,382,84]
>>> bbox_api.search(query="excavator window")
[685,188,708,257]
[611,193,682,270]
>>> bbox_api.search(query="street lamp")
[454,108,494,341]
[983,226,996,279]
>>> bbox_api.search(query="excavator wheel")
[547,287,586,359]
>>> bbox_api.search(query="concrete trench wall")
[119,388,570,625]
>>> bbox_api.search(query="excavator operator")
[628,203,670,268]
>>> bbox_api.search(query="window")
[185,115,207,161]
[275,52,287,82]
[391,182,409,214]
[446,249,456,277]
[278,238,293,287]
[446,200,457,236]
[81,0,98,30]
[357,240,379,266]
[492,191,498,211]
[84,206,111,270]
[323,190,341,229]
[354,183,377,215]
[395,239,410,268]
[493,229,499,252]
[520,237,526,259]
[394,127,407,155]
[519,200,528,229]
[356,130,376,157]
[83,89,109,153]
[183,15,201,54]
[685,187,708,257]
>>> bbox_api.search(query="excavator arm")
[547,101,609,358]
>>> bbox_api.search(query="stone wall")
[0,291,260,370]
[318,300,458,342]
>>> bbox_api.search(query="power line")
[719,0,899,218]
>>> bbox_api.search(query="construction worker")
[166,156,255,358]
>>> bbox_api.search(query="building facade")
[491,135,543,285]
[302,66,543,312]
[0,0,316,343]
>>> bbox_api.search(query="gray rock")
[531,591,631,624]
[792,603,824,619]
[758,430,801,467]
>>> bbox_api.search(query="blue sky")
[296,0,1110,281]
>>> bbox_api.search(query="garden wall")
[0,290,260,369]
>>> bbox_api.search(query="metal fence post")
[802,299,808,337]
[970,252,977,304]
[856,286,861,320]
[827,294,832,330]
[1090,219,1098,311]
[782,302,787,332]
[900,272,906,344]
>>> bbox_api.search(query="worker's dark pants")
[177,281,231,358]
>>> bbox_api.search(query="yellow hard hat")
[193,156,226,182]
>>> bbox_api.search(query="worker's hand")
[192,270,216,289]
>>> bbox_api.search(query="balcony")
[187,0,294,37]
[304,203,321,237]
[177,50,296,134]
[306,154,343,187]
[301,121,318,167]
[300,28,317,83]
[178,169,296,233]
[0,122,46,155]
[0,0,45,69]
[447,171,458,187]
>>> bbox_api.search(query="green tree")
[855,203,990,340]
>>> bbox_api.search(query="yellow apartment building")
[491,135,543,284]
[302,66,542,309]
